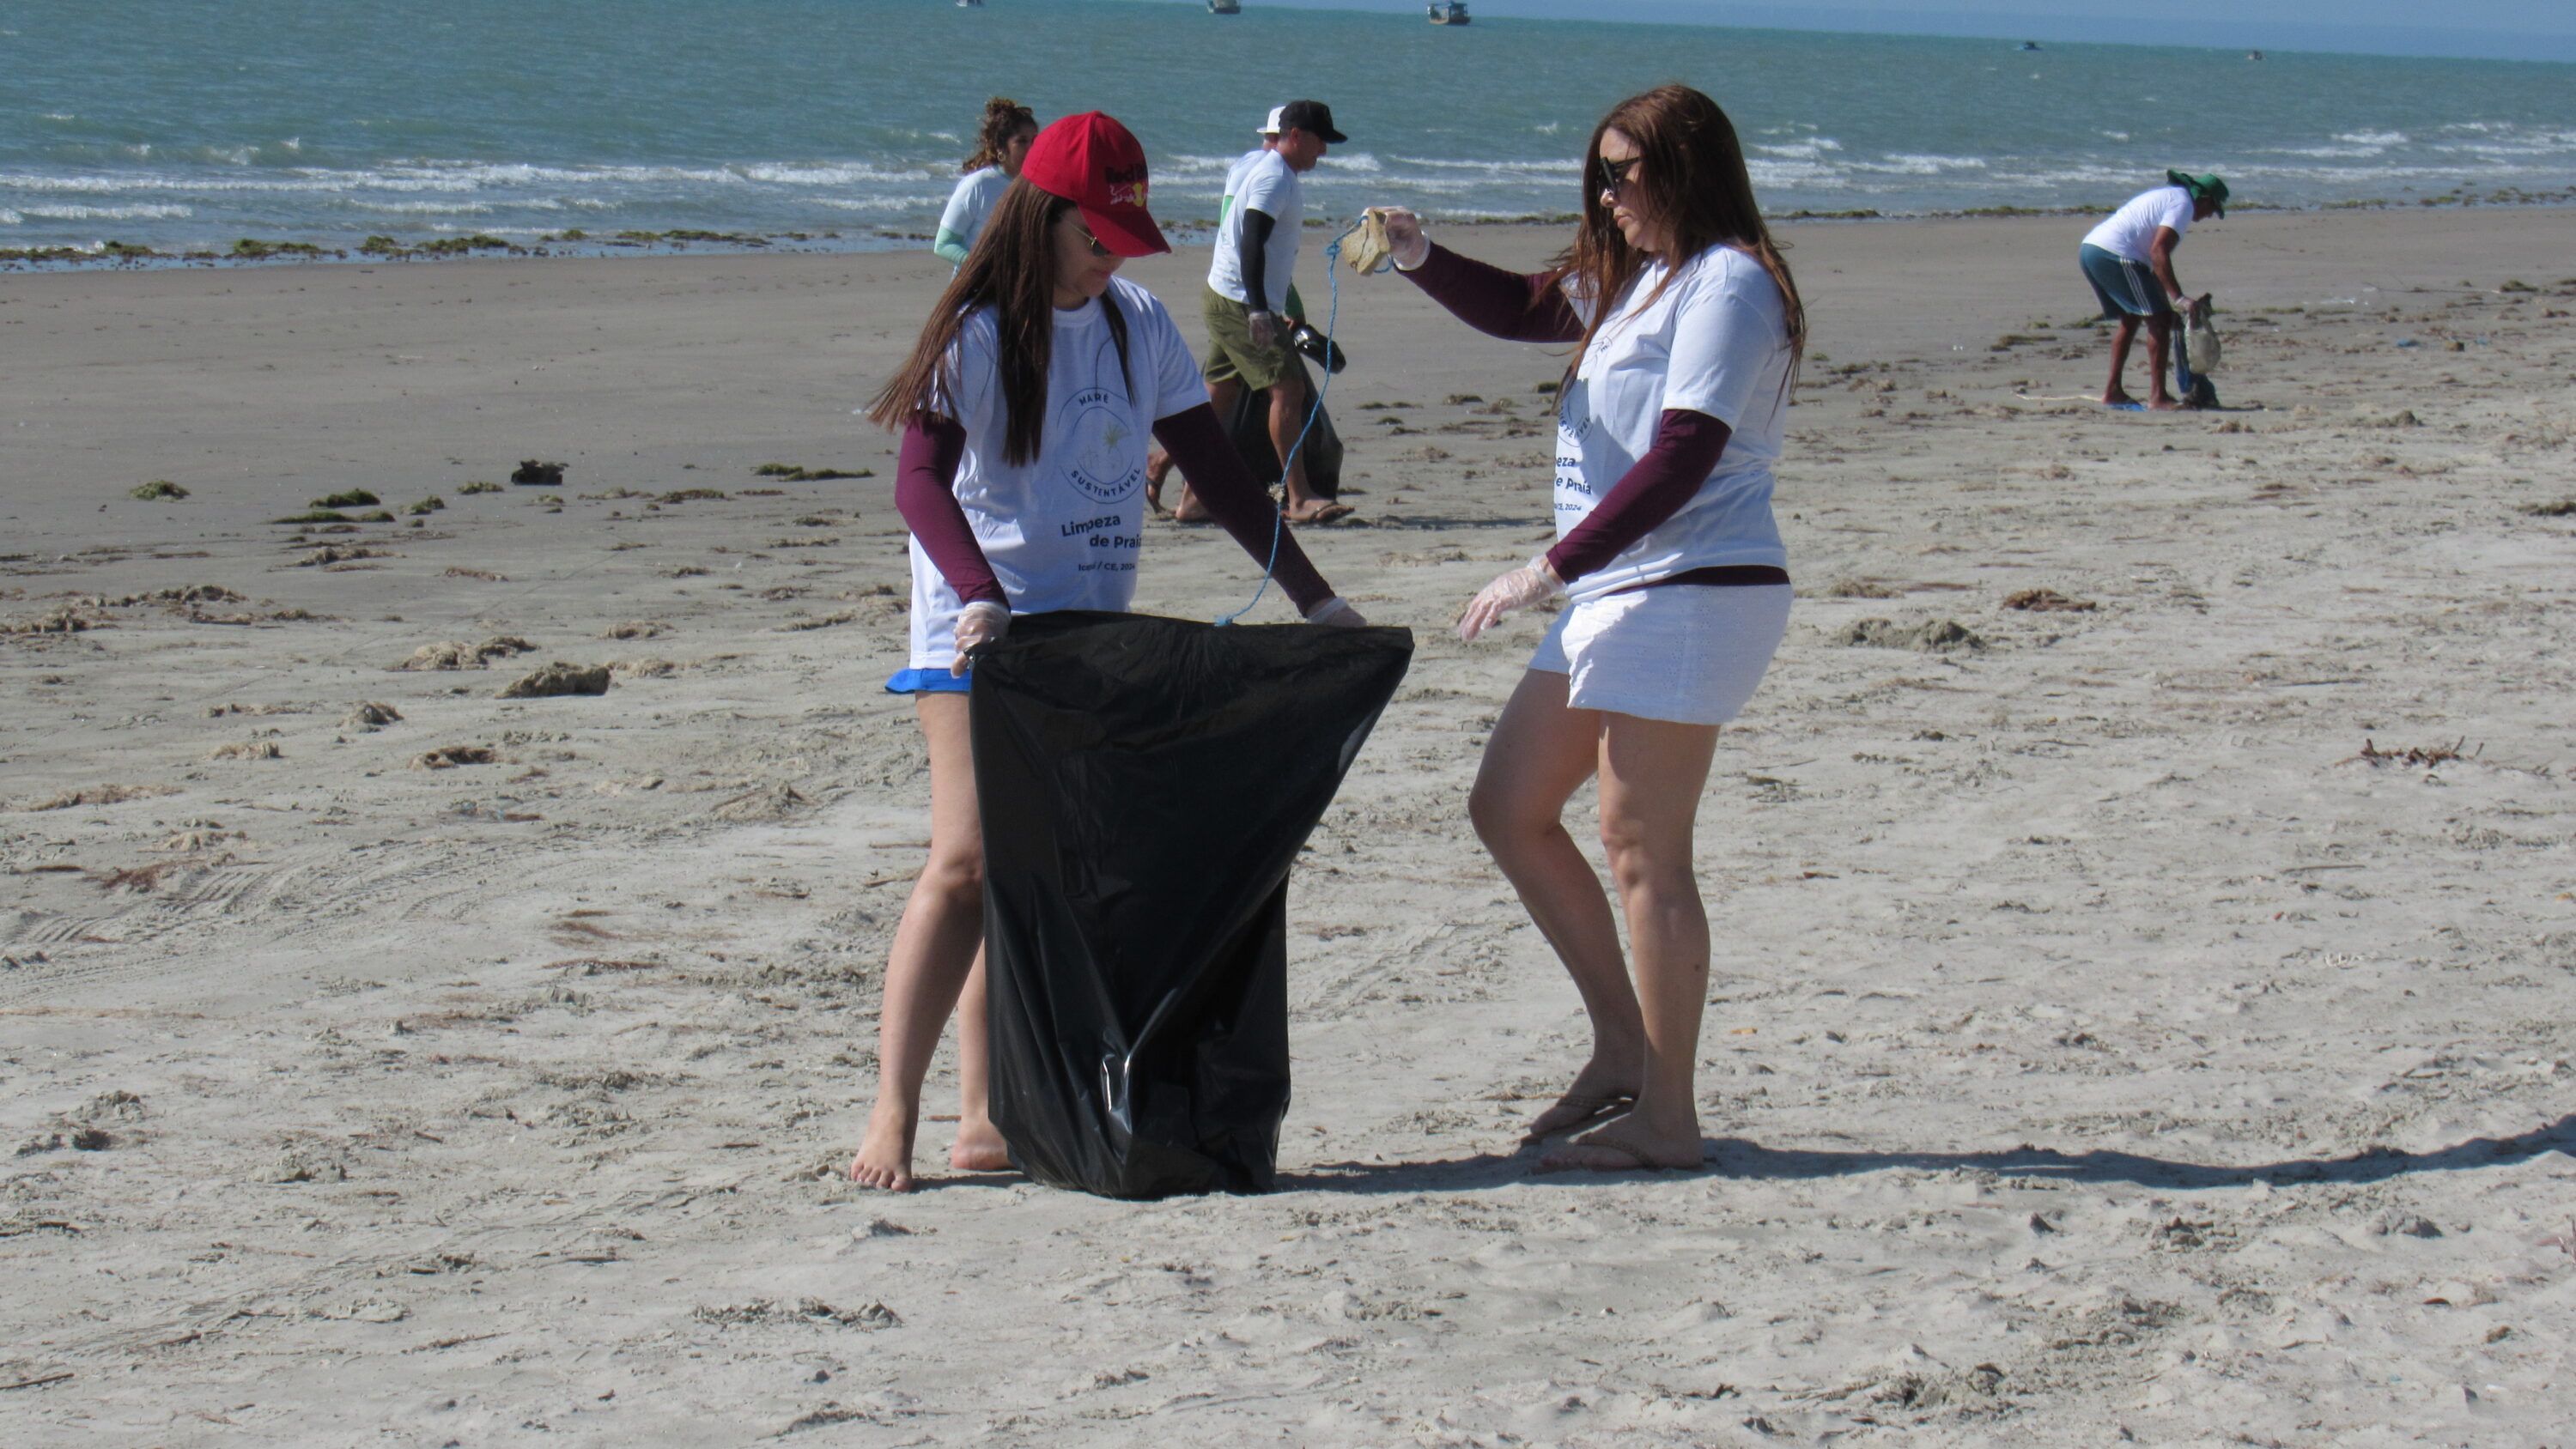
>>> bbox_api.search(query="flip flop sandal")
[1533,1128,1685,1174]
[1518,1090,1637,1146]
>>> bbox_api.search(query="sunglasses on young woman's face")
[1071,220,1115,258]
[1597,155,1640,197]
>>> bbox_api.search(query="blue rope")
[1214,218,1361,627]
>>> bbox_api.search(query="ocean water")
[3,0,2572,260]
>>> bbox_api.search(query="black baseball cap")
[1261,100,1347,145]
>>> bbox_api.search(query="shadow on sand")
[1277,1113,2576,1196]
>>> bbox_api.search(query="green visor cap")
[2166,170,2229,215]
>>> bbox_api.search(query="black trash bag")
[1221,353,1344,501]
[969,610,1413,1198]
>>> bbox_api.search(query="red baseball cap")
[1019,112,1170,258]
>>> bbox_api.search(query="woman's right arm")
[895,415,1004,606]
[1378,209,1582,343]
[932,231,971,267]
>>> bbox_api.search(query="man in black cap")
[1154,100,1352,522]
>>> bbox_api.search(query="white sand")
[4,207,2575,1445]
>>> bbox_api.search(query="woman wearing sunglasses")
[854,112,1365,1192]
[1373,85,1805,1173]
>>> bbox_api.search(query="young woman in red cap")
[853,112,1365,1192]
[1372,85,1805,1173]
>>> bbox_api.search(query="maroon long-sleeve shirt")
[1400,242,1740,585]
[896,401,1333,617]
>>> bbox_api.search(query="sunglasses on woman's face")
[1071,221,1115,258]
[1598,155,1640,195]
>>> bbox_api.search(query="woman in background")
[854,112,1364,1191]
[933,97,1039,267]
[1375,84,1804,1173]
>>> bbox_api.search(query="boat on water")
[957,0,982,9]
[1427,2,1471,23]
[1208,0,1240,13]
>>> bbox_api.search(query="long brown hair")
[867,179,1131,466]
[962,96,1037,174]
[1555,85,1805,385]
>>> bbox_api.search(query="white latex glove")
[1455,561,1564,643]
[1303,597,1368,628]
[950,599,1010,676]
[1377,207,1431,271]
[1248,310,1281,350]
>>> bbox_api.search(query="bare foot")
[1170,484,1212,523]
[2146,395,2183,411]
[1535,1124,1703,1173]
[2100,387,2138,407]
[1519,1090,1635,1145]
[949,1118,1012,1173]
[1519,1058,1643,1143]
[848,1106,916,1192]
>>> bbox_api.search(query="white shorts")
[1528,584,1791,725]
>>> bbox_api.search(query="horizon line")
[1133,0,2576,66]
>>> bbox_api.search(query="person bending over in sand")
[1373,84,1802,1173]
[933,97,1039,269]
[2077,170,2226,410]
[854,112,1366,1192]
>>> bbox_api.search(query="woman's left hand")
[1455,562,1564,642]
[1375,207,1431,271]
[950,599,1011,675]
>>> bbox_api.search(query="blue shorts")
[2080,244,2172,320]
[884,667,969,695]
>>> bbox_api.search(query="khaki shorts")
[1200,285,1295,391]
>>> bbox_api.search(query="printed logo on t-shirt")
[1555,385,1596,500]
[1056,386,1141,505]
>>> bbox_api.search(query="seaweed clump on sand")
[608,229,769,249]
[752,464,872,482]
[398,637,536,671]
[2,240,167,266]
[1837,618,1990,652]
[512,460,567,488]
[128,480,190,500]
[357,234,525,259]
[228,239,331,261]
[311,489,379,508]
[495,662,613,699]
[2002,588,2098,612]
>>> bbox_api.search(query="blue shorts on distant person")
[884,667,970,694]
[2079,243,2172,321]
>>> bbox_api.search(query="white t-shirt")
[908,276,1210,669]
[938,167,1011,256]
[1552,243,1794,602]
[1205,149,1302,311]
[2081,185,2194,262]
